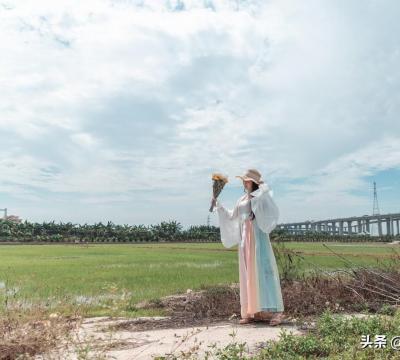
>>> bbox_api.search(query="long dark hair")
[248,181,259,221]
[251,181,259,192]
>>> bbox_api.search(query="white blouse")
[215,183,280,249]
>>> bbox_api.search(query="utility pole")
[371,181,380,237]
[373,181,380,215]
[0,208,7,219]
[207,214,210,227]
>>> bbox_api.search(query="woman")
[211,169,284,325]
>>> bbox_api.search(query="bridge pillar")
[339,221,344,235]
[365,219,370,233]
[386,218,391,236]
[397,220,400,235]
[347,221,352,235]
[378,219,383,237]
[357,220,362,233]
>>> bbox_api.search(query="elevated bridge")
[277,212,400,236]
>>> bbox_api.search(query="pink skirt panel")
[238,218,284,318]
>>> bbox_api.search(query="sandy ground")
[45,316,302,359]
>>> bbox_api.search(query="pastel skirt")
[238,218,284,318]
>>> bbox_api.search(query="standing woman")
[211,169,284,325]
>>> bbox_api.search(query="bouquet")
[209,173,228,212]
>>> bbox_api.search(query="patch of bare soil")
[0,310,78,360]
[57,316,301,360]
[111,284,243,332]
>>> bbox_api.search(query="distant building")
[5,215,22,224]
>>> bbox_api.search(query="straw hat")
[235,168,264,184]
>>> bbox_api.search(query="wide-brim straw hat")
[235,168,264,184]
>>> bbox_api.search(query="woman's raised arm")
[215,198,241,248]
[250,183,279,234]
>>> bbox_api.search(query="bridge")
[277,212,400,236]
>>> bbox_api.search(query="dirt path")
[52,316,302,359]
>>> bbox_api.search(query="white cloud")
[0,0,399,225]
[279,136,400,221]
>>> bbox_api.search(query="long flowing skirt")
[238,218,284,318]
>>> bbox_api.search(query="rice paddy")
[0,241,398,317]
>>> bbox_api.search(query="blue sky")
[0,0,399,227]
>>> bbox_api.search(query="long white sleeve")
[215,199,241,248]
[250,183,279,234]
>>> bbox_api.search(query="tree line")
[0,218,397,243]
[0,218,221,243]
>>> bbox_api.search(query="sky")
[0,0,399,228]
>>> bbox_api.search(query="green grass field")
[0,242,398,316]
